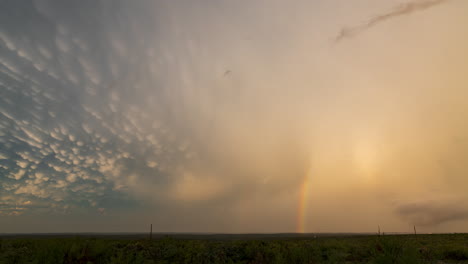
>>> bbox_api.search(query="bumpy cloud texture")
[0,1,188,218]
[0,1,310,231]
[1,0,468,233]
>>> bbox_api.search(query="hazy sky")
[1,0,468,233]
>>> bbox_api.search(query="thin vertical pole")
[150,224,152,240]
[414,225,417,236]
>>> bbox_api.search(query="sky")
[1,0,468,233]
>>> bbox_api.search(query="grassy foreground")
[1,234,467,264]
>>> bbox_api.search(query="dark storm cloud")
[0,0,190,217]
[396,199,468,226]
[335,0,450,42]
[0,0,311,229]
[1,0,467,233]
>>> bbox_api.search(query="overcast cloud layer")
[1,0,468,233]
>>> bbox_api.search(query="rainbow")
[296,174,310,233]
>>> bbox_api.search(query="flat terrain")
[0,233,467,263]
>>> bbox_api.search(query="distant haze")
[1,0,468,233]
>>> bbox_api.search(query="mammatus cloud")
[335,0,451,42]
[0,0,184,218]
[0,0,309,230]
[1,0,468,233]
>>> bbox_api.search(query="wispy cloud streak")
[335,0,450,42]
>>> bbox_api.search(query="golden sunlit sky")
[1,0,468,233]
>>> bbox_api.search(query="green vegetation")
[0,234,467,263]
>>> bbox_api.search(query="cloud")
[170,171,229,202]
[37,45,53,60]
[335,0,451,42]
[11,169,26,180]
[16,161,29,169]
[0,0,466,233]
[55,36,71,53]
[0,31,16,51]
[396,198,468,226]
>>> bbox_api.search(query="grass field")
[1,233,467,263]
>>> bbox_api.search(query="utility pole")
[150,224,152,240]
[378,225,381,236]
[414,225,417,236]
